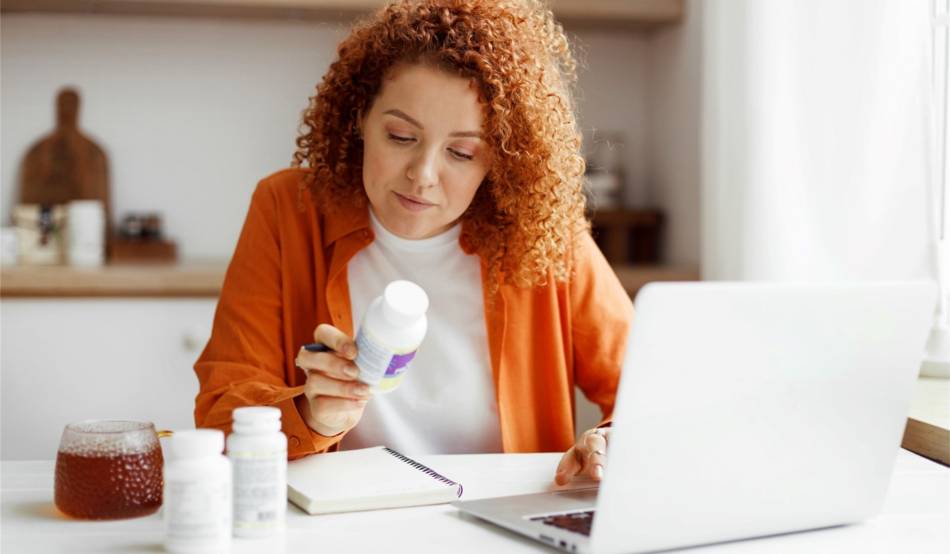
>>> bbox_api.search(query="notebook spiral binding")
[383,447,464,497]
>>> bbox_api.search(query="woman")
[194,0,632,485]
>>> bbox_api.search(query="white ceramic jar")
[65,200,105,267]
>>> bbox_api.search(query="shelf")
[590,208,664,264]
[0,0,684,27]
[0,262,227,298]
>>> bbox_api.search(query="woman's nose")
[406,149,438,189]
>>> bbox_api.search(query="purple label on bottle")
[384,351,416,377]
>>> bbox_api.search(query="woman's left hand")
[554,427,610,485]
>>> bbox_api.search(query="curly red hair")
[293,0,588,290]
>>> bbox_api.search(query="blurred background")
[1,0,945,463]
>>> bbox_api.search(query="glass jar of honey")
[54,420,164,520]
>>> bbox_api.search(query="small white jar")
[163,430,232,553]
[355,280,429,393]
[65,200,105,267]
[227,406,287,538]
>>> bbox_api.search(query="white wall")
[647,0,703,267]
[570,30,651,210]
[1,13,701,264]
[700,0,933,282]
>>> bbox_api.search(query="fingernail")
[356,384,371,396]
[345,365,359,378]
[593,465,604,480]
[344,343,357,359]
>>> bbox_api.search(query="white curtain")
[701,0,935,282]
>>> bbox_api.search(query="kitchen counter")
[0,263,698,298]
[0,262,227,297]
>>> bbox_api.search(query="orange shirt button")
[290,435,301,448]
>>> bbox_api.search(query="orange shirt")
[194,168,633,459]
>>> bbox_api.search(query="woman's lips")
[395,192,435,212]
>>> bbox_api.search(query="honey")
[54,445,163,520]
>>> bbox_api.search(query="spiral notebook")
[287,446,464,515]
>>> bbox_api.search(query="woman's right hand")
[293,324,372,437]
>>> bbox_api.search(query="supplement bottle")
[355,280,429,393]
[227,406,287,538]
[163,429,232,553]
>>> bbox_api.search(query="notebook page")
[288,446,458,504]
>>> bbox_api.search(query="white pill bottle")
[163,430,232,554]
[355,280,429,393]
[227,406,287,538]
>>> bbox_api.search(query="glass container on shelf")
[584,132,626,211]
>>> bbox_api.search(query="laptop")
[453,281,936,554]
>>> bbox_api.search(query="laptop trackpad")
[524,488,599,518]
[453,487,599,521]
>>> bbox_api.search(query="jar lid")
[233,406,281,424]
[232,406,281,434]
[169,429,224,460]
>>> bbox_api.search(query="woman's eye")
[449,149,474,161]
[387,133,414,143]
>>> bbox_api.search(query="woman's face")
[361,63,492,239]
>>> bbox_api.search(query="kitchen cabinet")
[0,253,696,457]
[0,298,217,460]
[0,260,695,456]
[0,296,617,456]
[1,0,683,27]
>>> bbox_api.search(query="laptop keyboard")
[530,510,595,536]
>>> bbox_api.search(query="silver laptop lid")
[591,281,936,554]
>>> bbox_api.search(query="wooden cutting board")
[17,87,113,240]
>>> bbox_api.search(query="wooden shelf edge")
[902,417,950,467]
[1,0,683,27]
[1,0,365,22]
[0,289,222,298]
[0,263,226,298]
[2,262,697,298]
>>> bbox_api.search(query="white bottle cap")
[382,280,429,327]
[232,406,282,434]
[169,429,224,460]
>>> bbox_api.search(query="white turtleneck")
[341,210,503,456]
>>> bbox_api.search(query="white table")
[2,451,948,553]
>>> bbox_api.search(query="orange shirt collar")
[322,201,370,247]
